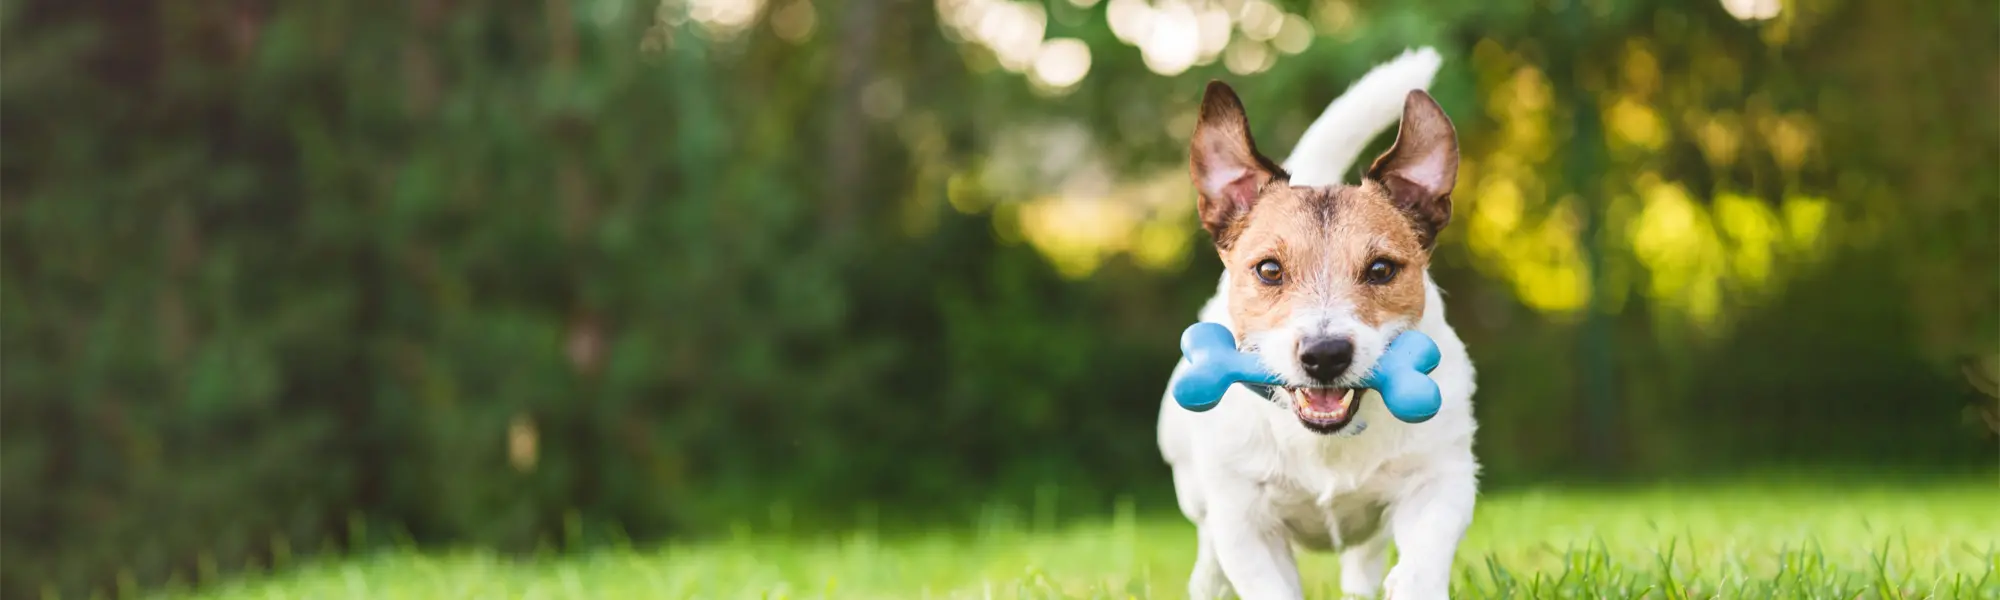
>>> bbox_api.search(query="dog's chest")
[1264,451,1400,548]
[1262,413,1412,490]
[1254,427,1415,540]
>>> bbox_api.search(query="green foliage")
[1,0,1994,596]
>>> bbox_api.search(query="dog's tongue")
[1299,387,1349,411]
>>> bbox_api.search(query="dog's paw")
[1382,566,1449,600]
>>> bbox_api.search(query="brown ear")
[1190,81,1286,249]
[1366,90,1458,248]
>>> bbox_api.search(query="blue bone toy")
[1170,322,1444,423]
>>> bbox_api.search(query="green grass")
[157,477,1998,599]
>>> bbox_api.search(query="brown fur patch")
[1184,86,1456,344]
[1189,86,1456,342]
[1366,91,1459,248]
[1222,182,1432,337]
[1189,81,1288,250]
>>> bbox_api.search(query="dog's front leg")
[1383,460,1476,600]
[1205,490,1304,600]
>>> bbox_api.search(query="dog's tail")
[1281,47,1444,186]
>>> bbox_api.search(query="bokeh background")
[3,0,1996,596]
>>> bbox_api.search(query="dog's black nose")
[1298,337,1354,382]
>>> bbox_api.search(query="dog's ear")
[1190,81,1285,249]
[1367,90,1458,248]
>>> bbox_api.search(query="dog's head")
[1189,81,1458,434]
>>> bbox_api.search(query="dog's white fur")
[1157,48,1479,600]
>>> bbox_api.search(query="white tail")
[1281,47,1444,187]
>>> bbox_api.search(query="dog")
[1157,48,1478,600]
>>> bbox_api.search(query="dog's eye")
[1254,259,1284,285]
[1363,259,1399,285]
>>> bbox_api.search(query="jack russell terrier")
[1156,48,1478,600]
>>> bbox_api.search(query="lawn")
[161,476,1997,599]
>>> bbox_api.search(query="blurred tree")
[1,0,1992,595]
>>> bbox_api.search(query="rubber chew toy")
[1171,322,1286,412]
[1359,329,1445,422]
[1171,322,1444,422]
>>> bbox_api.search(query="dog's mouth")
[1287,386,1357,433]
